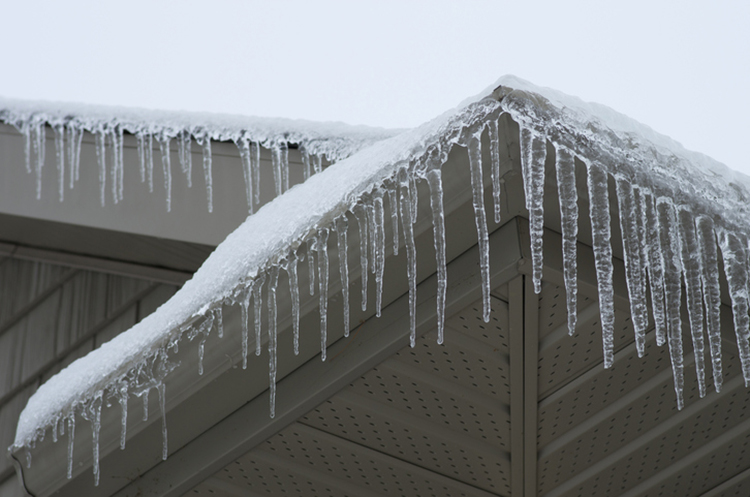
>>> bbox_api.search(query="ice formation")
[0,98,399,213]
[9,76,750,489]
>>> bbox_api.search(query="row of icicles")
[12,117,327,213]
[18,103,750,488]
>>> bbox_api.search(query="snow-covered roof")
[0,97,400,212]
[10,76,750,488]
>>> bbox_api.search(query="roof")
[7,76,750,493]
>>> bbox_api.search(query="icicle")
[677,208,707,397]
[367,200,377,274]
[555,146,579,336]
[586,161,615,368]
[31,121,46,200]
[67,124,83,190]
[312,153,323,174]
[240,287,250,369]
[146,133,155,193]
[195,313,215,376]
[409,174,419,224]
[271,142,283,196]
[53,124,65,202]
[253,274,266,356]
[237,138,255,214]
[318,228,330,360]
[488,119,502,223]
[387,184,400,255]
[24,449,31,469]
[307,238,316,296]
[158,135,172,212]
[95,129,107,206]
[266,266,280,418]
[136,132,146,184]
[335,215,351,337]
[353,204,369,311]
[251,142,260,205]
[111,125,124,203]
[52,417,59,443]
[466,131,492,322]
[216,307,223,339]
[157,382,168,460]
[201,136,213,213]
[118,382,128,450]
[399,169,418,347]
[719,230,750,386]
[524,131,547,294]
[142,391,149,421]
[656,198,685,409]
[643,191,667,345]
[87,393,103,486]
[285,252,300,355]
[108,127,120,204]
[633,187,650,336]
[426,169,447,345]
[178,130,193,188]
[66,415,75,479]
[519,127,533,209]
[616,177,648,354]
[22,122,31,174]
[301,146,312,180]
[697,216,723,392]
[373,191,386,317]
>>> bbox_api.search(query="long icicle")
[88,393,103,486]
[157,382,168,460]
[643,191,667,346]
[616,177,648,355]
[527,132,547,294]
[179,130,193,188]
[677,207,707,397]
[335,215,351,337]
[555,145,578,336]
[253,274,266,356]
[66,415,75,479]
[271,142,283,197]
[237,137,254,214]
[318,228,330,360]
[307,239,316,296]
[118,383,128,450]
[399,168,418,347]
[488,119,502,223]
[353,203,369,311]
[387,184,400,255]
[158,134,172,212]
[251,142,260,206]
[32,121,46,200]
[586,161,615,368]
[696,216,723,392]
[373,191,386,317]
[201,136,213,213]
[95,128,106,206]
[426,168,447,345]
[110,127,120,204]
[656,198,685,409]
[53,124,65,202]
[286,251,301,355]
[719,230,750,386]
[267,266,279,418]
[146,133,154,193]
[240,286,251,369]
[466,130,491,322]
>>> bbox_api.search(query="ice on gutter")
[11,75,750,488]
[0,97,400,212]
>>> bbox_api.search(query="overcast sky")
[3,0,748,174]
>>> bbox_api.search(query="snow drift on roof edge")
[12,76,750,487]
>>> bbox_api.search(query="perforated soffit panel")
[187,223,750,497]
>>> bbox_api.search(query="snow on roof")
[0,96,401,212]
[11,76,750,488]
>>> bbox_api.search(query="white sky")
[3,0,748,174]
